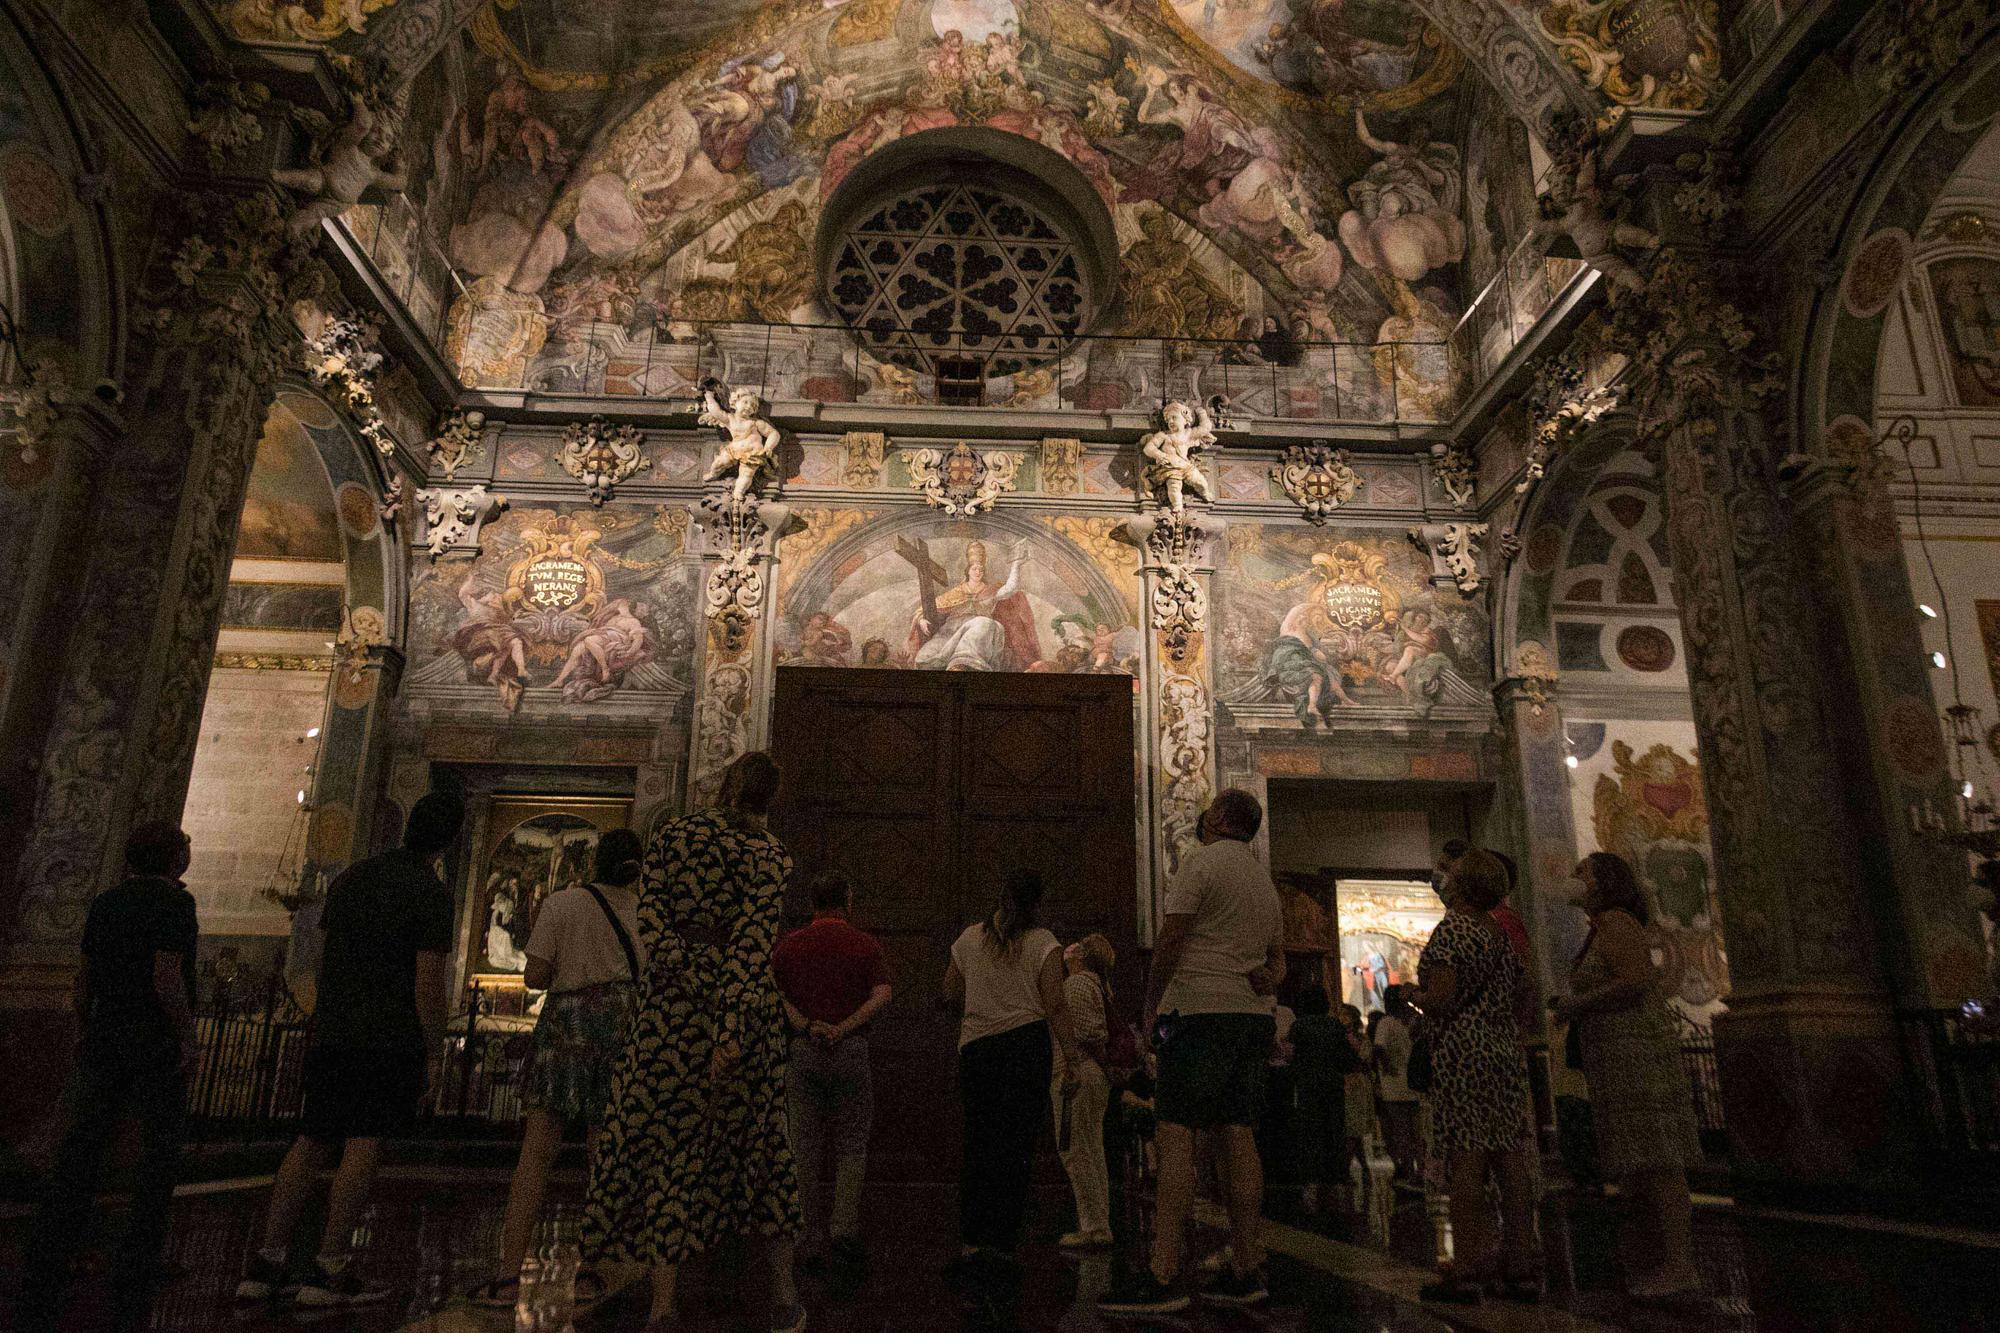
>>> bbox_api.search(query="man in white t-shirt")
[1100,789,1283,1316]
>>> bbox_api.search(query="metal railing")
[339,193,1587,428]
[1676,1013,1729,1156]
[1899,1007,2000,1174]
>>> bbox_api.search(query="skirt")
[522,981,636,1126]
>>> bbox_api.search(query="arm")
[523,954,554,992]
[1249,942,1285,997]
[943,957,965,1006]
[415,951,450,1056]
[783,995,811,1035]
[1556,913,1655,1021]
[1417,959,1459,1018]
[1144,912,1195,1030]
[831,983,893,1041]
[152,952,196,1068]
[1038,945,1082,1087]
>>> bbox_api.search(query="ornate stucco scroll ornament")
[1410,522,1491,595]
[1873,0,2000,94]
[1503,346,1619,562]
[698,497,796,654]
[906,442,1020,516]
[1429,441,1475,510]
[428,408,486,480]
[1119,509,1220,667]
[1271,442,1360,524]
[1512,640,1560,717]
[186,80,271,172]
[1158,671,1215,874]
[418,483,507,560]
[559,416,647,505]
[1138,400,1217,517]
[699,379,783,503]
[379,473,406,527]
[840,430,888,488]
[1538,0,1724,121]
[3,358,67,470]
[333,604,387,681]
[302,313,393,455]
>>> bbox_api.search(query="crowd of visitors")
[14,746,1711,1330]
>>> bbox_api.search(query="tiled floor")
[6,1168,2000,1332]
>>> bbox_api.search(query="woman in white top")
[1055,934,1117,1248]
[472,829,645,1307]
[943,869,1081,1269]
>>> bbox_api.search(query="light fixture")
[306,726,320,738]
[1920,604,1940,619]
[1565,754,1580,769]
[1933,651,1950,669]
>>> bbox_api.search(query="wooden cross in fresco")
[896,536,946,629]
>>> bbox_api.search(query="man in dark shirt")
[20,822,197,1332]
[772,871,892,1272]
[236,792,463,1309]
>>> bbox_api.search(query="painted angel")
[699,383,782,502]
[1139,399,1218,516]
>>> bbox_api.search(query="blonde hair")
[1075,932,1116,1003]
[1447,849,1511,912]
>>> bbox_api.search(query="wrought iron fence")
[1899,1007,2000,1173]
[338,194,1609,428]
[1676,1013,1729,1156]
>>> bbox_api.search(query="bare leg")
[498,1110,563,1277]
[648,1263,679,1323]
[1219,1125,1265,1274]
[766,1234,799,1313]
[1148,1120,1197,1284]
[1445,1147,1497,1280]
[1493,1146,1540,1280]
[261,1136,332,1253]
[319,1138,381,1262]
[1629,1168,1698,1292]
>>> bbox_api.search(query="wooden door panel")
[770,666,1137,1180]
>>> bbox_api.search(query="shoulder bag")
[580,884,641,985]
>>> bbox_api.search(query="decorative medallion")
[0,142,72,237]
[906,442,1020,516]
[1842,227,1913,318]
[1524,523,1566,575]
[335,480,380,539]
[1615,624,1677,672]
[1882,692,1948,783]
[1271,443,1361,524]
[559,416,647,505]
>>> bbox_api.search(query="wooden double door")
[770,668,1139,1180]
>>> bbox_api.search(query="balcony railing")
[341,193,1587,429]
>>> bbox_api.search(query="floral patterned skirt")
[522,981,636,1126]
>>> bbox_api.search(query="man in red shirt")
[773,871,893,1275]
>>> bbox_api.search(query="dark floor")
[6,1170,2000,1333]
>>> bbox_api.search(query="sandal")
[467,1277,519,1308]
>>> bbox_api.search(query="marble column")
[686,496,795,810]
[0,237,291,1143]
[1646,363,1934,1190]
[1493,672,1583,1002]
[1121,510,1223,935]
[306,643,407,876]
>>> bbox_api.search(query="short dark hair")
[594,828,644,886]
[1582,851,1649,924]
[1209,788,1263,841]
[125,821,189,877]
[404,792,465,855]
[808,870,853,912]
[1441,837,1470,861]
[1449,849,1510,912]
[722,751,781,815]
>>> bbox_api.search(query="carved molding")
[559,416,647,505]
[906,442,1019,516]
[1271,442,1360,524]
[427,408,486,480]
[418,483,507,559]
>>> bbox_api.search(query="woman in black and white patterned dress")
[1416,849,1538,1304]
[583,753,805,1333]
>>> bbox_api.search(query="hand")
[1248,965,1279,997]
[810,1019,842,1044]
[918,618,933,635]
[710,1037,742,1082]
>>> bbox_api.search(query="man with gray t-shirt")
[1100,789,1283,1317]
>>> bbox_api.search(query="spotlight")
[306,727,321,738]
[1920,604,1939,619]
[1932,651,1949,669]
[1565,754,1580,769]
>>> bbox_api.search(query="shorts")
[522,982,635,1126]
[1155,1012,1275,1130]
[301,1044,426,1143]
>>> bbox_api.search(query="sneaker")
[294,1259,392,1307]
[1059,1229,1113,1250]
[1097,1271,1190,1316]
[1199,1265,1268,1307]
[234,1252,292,1302]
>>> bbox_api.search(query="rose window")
[825,183,1092,380]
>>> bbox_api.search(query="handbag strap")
[581,883,641,985]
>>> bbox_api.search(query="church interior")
[5,0,2000,1329]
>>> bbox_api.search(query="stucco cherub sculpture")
[275,81,409,239]
[1139,399,1218,517]
[699,379,783,504]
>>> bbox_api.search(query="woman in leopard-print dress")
[583,754,805,1333]
[1416,850,1538,1303]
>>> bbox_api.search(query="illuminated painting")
[237,400,342,561]
[776,512,1140,673]
[1929,257,2000,408]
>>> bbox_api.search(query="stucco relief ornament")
[418,483,507,560]
[1120,509,1219,666]
[1409,522,1491,595]
[1429,441,1475,510]
[697,498,796,654]
[427,408,486,480]
[1159,672,1215,875]
[186,80,270,172]
[906,442,1020,517]
[333,604,387,681]
[302,313,393,455]
[1139,400,1217,517]
[1507,350,1618,559]
[275,78,410,239]
[1040,437,1084,495]
[840,430,887,488]
[560,416,647,505]
[1272,443,1360,524]
[1512,640,1561,719]
[379,474,406,526]
[4,358,68,474]
[699,379,782,503]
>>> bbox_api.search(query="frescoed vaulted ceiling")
[215,0,1724,386]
